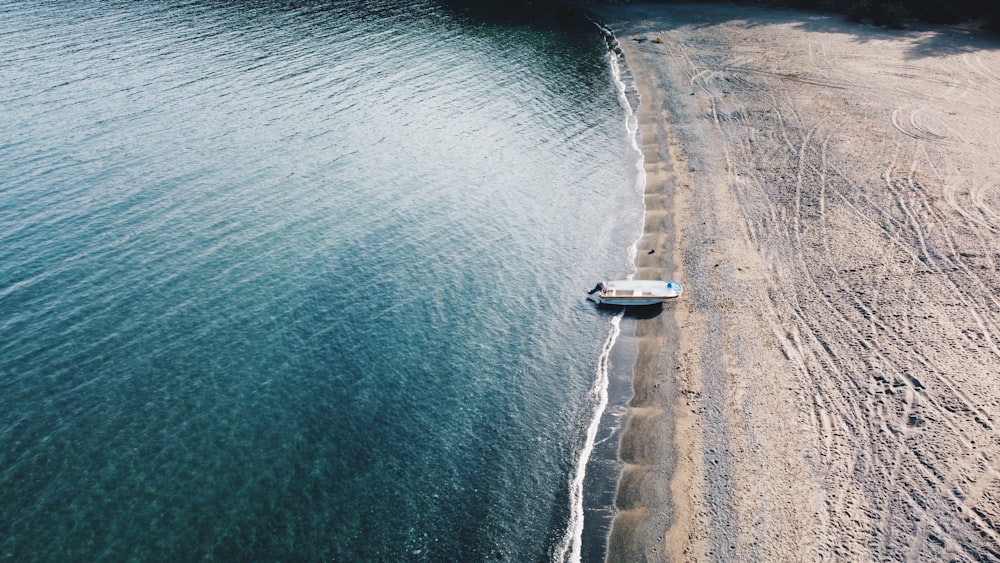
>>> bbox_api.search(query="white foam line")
[553,45,646,563]
[611,38,647,285]
[554,311,621,563]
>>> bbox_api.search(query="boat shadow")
[592,303,665,319]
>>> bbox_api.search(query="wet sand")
[590,4,1000,561]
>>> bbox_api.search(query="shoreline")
[603,24,705,560]
[591,3,1000,561]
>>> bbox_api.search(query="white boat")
[587,279,683,306]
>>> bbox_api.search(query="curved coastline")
[600,26,694,562]
[568,11,693,560]
[556,26,646,561]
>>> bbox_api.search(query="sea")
[0,1,645,560]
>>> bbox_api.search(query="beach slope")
[593,4,1000,561]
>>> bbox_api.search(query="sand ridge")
[591,3,1000,561]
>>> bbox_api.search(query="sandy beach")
[589,4,1000,561]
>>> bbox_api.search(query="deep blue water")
[0,1,643,560]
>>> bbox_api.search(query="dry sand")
[589,3,1000,561]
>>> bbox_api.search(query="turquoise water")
[0,1,643,560]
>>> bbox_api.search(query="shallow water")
[0,1,643,559]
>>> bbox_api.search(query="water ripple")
[0,1,641,560]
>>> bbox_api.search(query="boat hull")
[588,296,671,306]
[586,279,682,306]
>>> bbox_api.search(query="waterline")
[554,37,646,562]
[554,310,622,562]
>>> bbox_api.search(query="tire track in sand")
[683,11,1000,561]
[596,5,1000,560]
